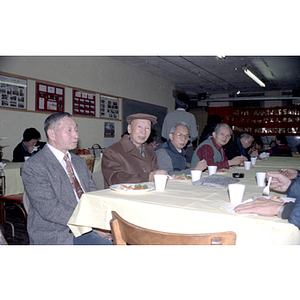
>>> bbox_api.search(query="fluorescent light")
[243,68,265,87]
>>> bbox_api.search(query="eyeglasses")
[173,132,190,140]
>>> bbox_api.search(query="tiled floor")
[0,204,29,245]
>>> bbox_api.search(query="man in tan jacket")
[101,113,167,188]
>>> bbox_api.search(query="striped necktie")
[64,153,84,199]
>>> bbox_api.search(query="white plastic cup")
[228,184,246,205]
[208,166,217,176]
[244,161,251,170]
[251,157,257,165]
[256,172,266,186]
[191,170,202,182]
[154,174,168,192]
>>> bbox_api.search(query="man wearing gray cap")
[101,113,167,188]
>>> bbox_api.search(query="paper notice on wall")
[39,97,45,109]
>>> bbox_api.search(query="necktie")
[64,153,84,199]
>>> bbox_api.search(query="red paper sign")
[36,82,64,112]
[209,106,300,136]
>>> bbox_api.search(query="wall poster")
[0,74,27,109]
[73,89,96,117]
[36,82,64,112]
[100,95,119,120]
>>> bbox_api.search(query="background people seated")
[269,133,292,156]
[191,123,247,170]
[13,127,46,162]
[102,113,167,189]
[155,121,207,175]
[225,132,257,161]
[161,92,198,164]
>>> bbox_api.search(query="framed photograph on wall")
[0,74,27,109]
[100,95,119,120]
[72,89,96,117]
[35,82,65,112]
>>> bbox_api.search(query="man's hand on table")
[228,155,248,166]
[234,197,284,216]
[194,159,207,171]
[279,168,298,180]
[267,172,292,193]
[149,170,168,181]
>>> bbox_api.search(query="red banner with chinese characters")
[209,106,300,136]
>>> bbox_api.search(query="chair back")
[110,211,236,245]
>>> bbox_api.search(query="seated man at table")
[102,113,167,188]
[225,132,258,161]
[22,112,113,245]
[155,121,207,175]
[13,127,46,162]
[234,170,300,228]
[191,123,247,170]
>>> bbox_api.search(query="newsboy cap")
[126,113,157,125]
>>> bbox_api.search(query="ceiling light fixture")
[243,67,265,88]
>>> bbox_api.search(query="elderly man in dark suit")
[22,112,113,245]
[102,113,167,189]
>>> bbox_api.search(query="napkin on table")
[192,174,239,188]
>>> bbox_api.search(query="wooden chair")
[0,173,27,236]
[110,211,237,245]
[0,193,27,237]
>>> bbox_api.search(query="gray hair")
[239,132,253,139]
[214,123,233,135]
[44,112,73,139]
[170,121,189,134]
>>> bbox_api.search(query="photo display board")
[100,95,119,120]
[73,89,96,117]
[0,74,27,109]
[36,82,64,112]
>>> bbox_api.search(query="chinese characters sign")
[36,82,64,112]
[0,74,27,109]
[73,89,95,117]
[209,106,300,136]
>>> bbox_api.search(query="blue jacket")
[283,176,300,228]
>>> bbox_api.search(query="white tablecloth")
[68,156,300,245]
[3,162,24,196]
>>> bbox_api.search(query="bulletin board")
[122,98,167,144]
[0,74,27,109]
[73,89,96,117]
[36,82,65,112]
[100,95,119,120]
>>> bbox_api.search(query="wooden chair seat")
[110,211,237,245]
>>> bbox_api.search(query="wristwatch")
[277,203,286,218]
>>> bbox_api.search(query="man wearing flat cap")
[101,113,167,188]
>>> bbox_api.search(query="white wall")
[0,56,175,160]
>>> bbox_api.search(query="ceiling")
[111,56,300,101]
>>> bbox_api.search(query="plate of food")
[216,169,230,174]
[171,174,192,181]
[110,183,154,192]
[253,195,296,203]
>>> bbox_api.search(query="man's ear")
[127,124,131,134]
[169,133,173,141]
[212,132,217,139]
[47,129,55,141]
